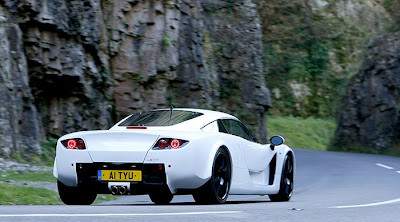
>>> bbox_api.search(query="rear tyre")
[149,190,173,204]
[269,153,294,202]
[193,148,231,204]
[57,180,97,205]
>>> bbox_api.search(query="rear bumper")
[54,140,213,194]
[75,163,168,195]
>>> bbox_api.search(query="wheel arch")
[192,144,233,204]
[214,145,233,185]
[53,159,58,178]
[195,140,233,183]
[218,145,233,167]
[269,146,295,201]
[274,145,295,177]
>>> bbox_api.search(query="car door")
[220,119,274,172]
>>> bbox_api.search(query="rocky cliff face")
[0,0,269,157]
[333,31,400,149]
[0,5,41,156]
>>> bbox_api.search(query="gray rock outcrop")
[334,31,400,149]
[0,0,270,157]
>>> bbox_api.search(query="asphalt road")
[0,149,399,222]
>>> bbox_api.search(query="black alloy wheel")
[57,180,97,205]
[149,189,174,205]
[269,154,294,202]
[193,148,232,204]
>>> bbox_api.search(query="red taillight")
[158,139,168,149]
[62,138,86,150]
[158,164,163,170]
[76,139,85,149]
[170,139,180,149]
[67,139,77,149]
[152,138,188,150]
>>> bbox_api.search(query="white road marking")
[376,163,394,170]
[0,211,241,217]
[332,198,400,209]
[397,171,400,174]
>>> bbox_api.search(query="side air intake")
[269,154,277,185]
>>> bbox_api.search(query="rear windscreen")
[118,110,203,127]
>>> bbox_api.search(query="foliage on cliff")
[383,0,400,31]
[255,0,391,117]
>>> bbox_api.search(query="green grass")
[0,183,60,205]
[268,116,337,151]
[0,182,118,205]
[268,116,400,156]
[0,170,118,205]
[0,171,56,183]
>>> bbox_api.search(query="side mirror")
[270,135,285,150]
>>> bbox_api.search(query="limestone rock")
[0,6,41,156]
[334,31,400,149]
[0,0,270,157]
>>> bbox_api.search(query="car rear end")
[54,136,215,198]
[54,130,182,195]
[53,109,223,204]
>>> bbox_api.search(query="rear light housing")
[61,138,86,150]
[152,138,188,150]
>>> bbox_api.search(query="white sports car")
[54,108,295,205]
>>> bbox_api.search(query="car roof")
[155,108,236,119]
[110,108,238,131]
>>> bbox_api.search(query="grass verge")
[268,116,400,156]
[0,170,118,205]
[0,182,118,205]
[0,183,59,205]
[268,116,336,151]
[0,171,56,183]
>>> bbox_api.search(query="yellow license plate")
[98,170,142,182]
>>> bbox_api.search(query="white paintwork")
[54,108,295,195]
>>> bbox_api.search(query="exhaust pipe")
[119,186,127,195]
[111,186,119,195]
[108,182,130,195]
